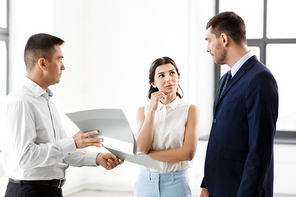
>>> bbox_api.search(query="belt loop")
[148,171,151,180]
[20,181,23,186]
[171,172,175,182]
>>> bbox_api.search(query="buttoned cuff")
[84,151,99,166]
[59,137,77,158]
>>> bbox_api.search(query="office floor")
[65,190,295,197]
[65,190,296,197]
[65,190,134,197]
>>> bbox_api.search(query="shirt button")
[213,119,217,123]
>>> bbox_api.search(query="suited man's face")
[205,27,227,65]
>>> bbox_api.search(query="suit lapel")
[213,56,259,115]
[213,73,227,114]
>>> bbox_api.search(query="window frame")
[0,0,9,158]
[214,0,296,144]
[0,0,9,96]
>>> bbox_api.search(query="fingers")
[83,130,99,138]
[151,91,168,100]
[107,159,117,169]
[106,158,124,169]
[109,154,119,165]
[73,130,104,149]
[98,153,124,170]
[149,91,168,110]
[83,137,104,147]
[118,159,124,164]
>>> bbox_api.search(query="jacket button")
[213,119,217,123]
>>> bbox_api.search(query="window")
[216,0,296,143]
[0,41,7,100]
[0,0,8,172]
[0,0,8,102]
[0,0,7,29]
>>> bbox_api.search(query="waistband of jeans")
[139,168,188,181]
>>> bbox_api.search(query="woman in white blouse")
[134,57,200,197]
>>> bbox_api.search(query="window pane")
[220,47,260,77]
[267,44,296,131]
[219,0,263,39]
[267,0,296,38]
[248,46,260,62]
[0,41,7,101]
[0,0,7,28]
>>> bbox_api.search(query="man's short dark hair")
[206,11,246,45]
[24,33,64,71]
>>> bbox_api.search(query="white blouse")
[144,97,192,173]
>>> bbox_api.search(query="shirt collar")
[24,77,53,100]
[230,50,254,77]
[158,96,182,111]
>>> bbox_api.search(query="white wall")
[1,0,295,196]
[50,0,214,139]
[8,0,54,90]
[49,0,214,195]
[274,144,296,195]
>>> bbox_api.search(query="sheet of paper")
[106,147,162,171]
[99,136,134,154]
[67,109,137,153]
[66,109,161,171]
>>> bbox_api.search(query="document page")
[66,109,161,171]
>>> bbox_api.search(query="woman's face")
[151,63,180,94]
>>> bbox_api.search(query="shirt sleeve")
[1,100,77,169]
[64,150,99,167]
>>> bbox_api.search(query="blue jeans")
[134,168,191,197]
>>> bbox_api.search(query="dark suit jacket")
[201,56,278,197]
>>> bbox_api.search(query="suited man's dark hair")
[24,33,64,71]
[148,56,183,99]
[206,11,247,45]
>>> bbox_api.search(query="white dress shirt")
[144,97,192,173]
[0,77,98,180]
[230,50,254,77]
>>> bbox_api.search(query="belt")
[9,178,66,188]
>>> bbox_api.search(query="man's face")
[45,45,65,85]
[205,26,226,65]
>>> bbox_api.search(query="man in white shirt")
[0,33,123,197]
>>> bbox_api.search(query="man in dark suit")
[200,12,278,197]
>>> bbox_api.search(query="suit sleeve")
[237,69,278,196]
[201,177,206,189]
